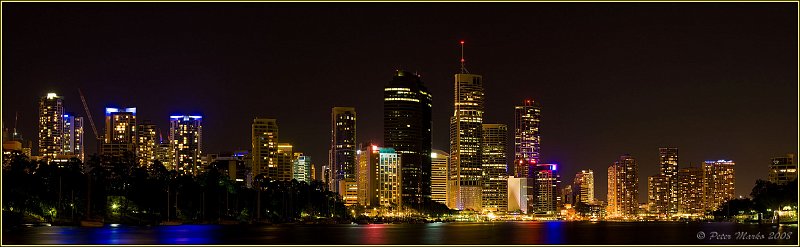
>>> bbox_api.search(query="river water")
[3,221,797,245]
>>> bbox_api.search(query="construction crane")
[78,88,101,149]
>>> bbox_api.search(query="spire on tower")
[459,40,469,74]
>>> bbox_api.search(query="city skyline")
[2,3,796,202]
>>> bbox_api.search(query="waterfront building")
[38,93,64,158]
[769,153,797,185]
[62,113,84,161]
[658,147,679,215]
[330,107,357,205]
[703,160,735,212]
[431,149,449,205]
[210,151,250,185]
[169,115,202,175]
[136,121,158,167]
[356,143,402,207]
[507,176,532,214]
[561,184,574,206]
[532,163,560,215]
[154,133,174,170]
[276,143,294,181]
[514,99,542,178]
[574,169,595,204]
[481,123,508,212]
[293,153,312,182]
[449,41,484,211]
[607,154,639,219]
[677,165,705,216]
[647,174,669,217]
[101,107,137,158]
[384,70,433,207]
[252,118,278,179]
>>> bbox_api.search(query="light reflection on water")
[3,222,797,245]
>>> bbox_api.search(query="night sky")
[2,3,797,202]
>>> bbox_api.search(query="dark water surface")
[3,222,798,245]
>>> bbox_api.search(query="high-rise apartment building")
[252,118,278,179]
[169,115,202,175]
[276,143,294,181]
[431,149,449,205]
[769,153,797,185]
[62,113,84,161]
[677,166,705,215]
[658,147,679,215]
[38,93,64,158]
[481,123,508,212]
[532,163,560,214]
[449,41,484,211]
[514,99,542,178]
[356,144,402,207]
[102,107,137,158]
[647,175,669,217]
[703,160,735,212]
[574,170,595,204]
[383,70,433,207]
[607,155,639,218]
[330,107,357,205]
[137,121,158,167]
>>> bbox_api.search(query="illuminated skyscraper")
[293,153,312,182]
[514,99,542,178]
[169,115,202,175]
[449,41,484,211]
[574,169,595,204]
[356,144,402,207]
[276,143,294,181]
[677,165,705,216]
[383,70,433,207]
[703,159,735,212]
[155,133,174,170]
[252,118,278,179]
[330,107,357,205]
[647,175,669,217]
[137,121,158,167]
[532,163,560,214]
[658,147,679,215]
[607,155,639,218]
[481,123,508,212]
[431,149,449,205]
[62,114,84,161]
[38,93,64,158]
[102,107,137,158]
[769,153,797,185]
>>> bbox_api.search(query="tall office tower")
[330,107,357,205]
[356,144,402,207]
[102,107,137,158]
[431,149,449,205]
[514,99,542,178]
[481,124,508,212]
[252,118,279,179]
[62,114,84,161]
[136,121,158,167]
[276,143,294,181]
[384,70,433,207]
[561,184,574,206]
[169,115,202,175]
[658,147,679,215]
[310,165,317,181]
[769,153,797,184]
[507,176,532,214]
[607,155,639,218]
[647,175,669,217]
[322,165,330,185]
[703,160,735,211]
[38,93,64,158]
[574,169,595,204]
[449,41,484,211]
[293,153,312,182]
[677,166,705,215]
[532,163,560,214]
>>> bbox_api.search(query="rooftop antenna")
[459,40,469,74]
[13,111,18,138]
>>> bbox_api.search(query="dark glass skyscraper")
[514,99,542,178]
[383,70,432,207]
[330,107,357,205]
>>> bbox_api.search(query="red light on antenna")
[460,58,465,62]
[460,40,465,44]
